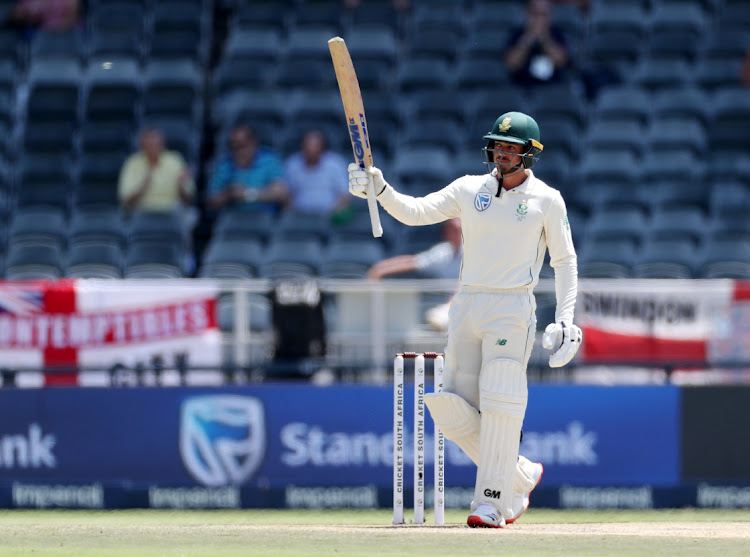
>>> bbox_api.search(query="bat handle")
[365,167,383,238]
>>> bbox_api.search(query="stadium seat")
[579,150,640,187]
[645,30,700,63]
[586,205,647,245]
[74,155,124,210]
[272,211,332,244]
[25,58,82,123]
[259,238,323,279]
[124,241,185,278]
[631,58,691,92]
[406,89,468,128]
[88,27,143,61]
[293,1,344,32]
[149,1,207,63]
[532,82,587,129]
[651,86,711,127]
[142,59,203,122]
[584,119,645,158]
[587,29,643,75]
[212,210,275,244]
[82,56,141,126]
[65,241,124,279]
[648,206,707,244]
[646,118,706,156]
[79,121,134,159]
[406,27,462,64]
[285,26,340,64]
[397,119,464,155]
[223,28,283,63]
[593,85,651,125]
[590,3,648,37]
[128,210,191,248]
[577,238,637,278]
[8,208,67,248]
[632,238,696,279]
[22,120,76,156]
[5,243,63,280]
[319,239,386,278]
[231,1,287,32]
[392,146,452,189]
[274,57,334,91]
[394,57,452,92]
[698,238,750,278]
[648,2,706,38]
[454,55,512,93]
[30,29,85,63]
[695,57,745,92]
[199,238,266,278]
[68,208,128,247]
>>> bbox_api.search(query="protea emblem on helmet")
[498,117,512,132]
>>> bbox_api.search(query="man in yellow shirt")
[118,127,195,213]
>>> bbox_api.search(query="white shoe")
[467,504,506,529]
[506,462,543,525]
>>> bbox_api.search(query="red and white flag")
[577,279,735,364]
[0,279,220,386]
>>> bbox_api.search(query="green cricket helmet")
[482,111,544,170]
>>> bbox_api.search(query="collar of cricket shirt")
[504,170,537,194]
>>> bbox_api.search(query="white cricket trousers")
[443,287,537,410]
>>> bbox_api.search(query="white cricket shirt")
[377,170,578,322]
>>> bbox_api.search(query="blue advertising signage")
[0,384,680,490]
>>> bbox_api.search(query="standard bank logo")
[180,395,266,486]
[474,192,491,212]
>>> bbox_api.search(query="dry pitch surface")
[1,508,749,556]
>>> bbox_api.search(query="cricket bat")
[328,36,383,238]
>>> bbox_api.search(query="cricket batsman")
[348,112,581,528]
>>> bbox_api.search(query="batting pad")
[515,455,540,493]
[474,359,528,518]
[425,392,481,464]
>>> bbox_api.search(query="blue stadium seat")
[65,241,124,279]
[260,238,323,279]
[5,242,63,280]
[698,238,750,278]
[199,238,266,278]
[586,205,647,245]
[319,239,386,278]
[633,238,696,279]
[577,238,637,278]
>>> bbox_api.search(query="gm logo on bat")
[348,114,370,166]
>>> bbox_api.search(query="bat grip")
[364,165,383,238]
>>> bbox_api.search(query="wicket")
[393,352,445,525]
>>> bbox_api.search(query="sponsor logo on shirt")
[474,192,492,212]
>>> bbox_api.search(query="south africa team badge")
[474,192,492,212]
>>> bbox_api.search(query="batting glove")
[542,321,582,368]
[348,163,387,199]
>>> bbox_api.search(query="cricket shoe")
[506,462,544,525]
[467,504,506,529]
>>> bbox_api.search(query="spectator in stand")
[504,0,571,87]
[367,218,462,331]
[742,48,750,87]
[207,123,289,215]
[7,0,79,32]
[118,127,195,217]
[283,129,351,220]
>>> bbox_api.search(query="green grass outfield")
[0,508,749,557]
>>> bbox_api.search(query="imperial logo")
[180,395,266,487]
